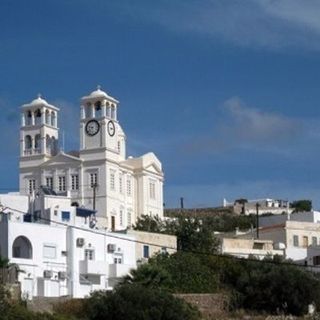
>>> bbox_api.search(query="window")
[119,173,123,194]
[61,211,70,222]
[94,101,102,118]
[71,174,79,190]
[303,236,309,248]
[117,141,121,153]
[314,256,320,266]
[46,177,53,190]
[127,176,132,196]
[312,237,317,246]
[58,176,66,191]
[34,134,41,150]
[293,235,299,247]
[149,180,156,200]
[114,257,122,264]
[85,249,94,261]
[90,172,98,188]
[143,245,149,259]
[119,209,123,226]
[161,247,167,254]
[127,210,132,227]
[25,135,32,149]
[110,170,115,191]
[43,244,56,259]
[28,179,36,194]
[12,236,32,259]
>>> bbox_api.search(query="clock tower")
[79,86,125,158]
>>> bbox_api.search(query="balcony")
[108,264,134,278]
[79,260,107,275]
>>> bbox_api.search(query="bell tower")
[20,95,59,164]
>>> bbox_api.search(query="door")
[111,216,115,231]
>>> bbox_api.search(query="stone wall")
[175,293,229,319]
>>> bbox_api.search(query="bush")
[85,284,201,320]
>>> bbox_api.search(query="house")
[259,212,320,268]
[220,237,284,259]
[223,198,292,215]
[0,192,136,299]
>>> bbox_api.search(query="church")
[18,86,164,230]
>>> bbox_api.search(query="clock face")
[85,120,100,136]
[107,120,115,137]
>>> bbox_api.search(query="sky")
[1,0,320,208]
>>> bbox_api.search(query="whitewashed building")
[0,192,136,299]
[19,87,164,231]
[259,212,320,269]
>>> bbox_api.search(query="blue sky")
[2,0,320,208]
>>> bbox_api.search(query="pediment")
[40,152,82,168]
[144,162,162,174]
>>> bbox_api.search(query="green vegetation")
[85,284,200,320]
[291,200,312,212]
[125,252,320,316]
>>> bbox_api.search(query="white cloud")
[117,0,320,51]
[183,97,302,155]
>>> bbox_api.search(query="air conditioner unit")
[58,271,67,280]
[107,244,116,253]
[43,270,53,278]
[76,238,85,247]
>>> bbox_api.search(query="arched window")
[26,111,32,126]
[111,105,115,119]
[51,137,58,155]
[35,109,41,125]
[45,110,50,125]
[51,112,56,127]
[46,135,53,155]
[106,103,111,118]
[12,236,32,259]
[25,135,32,149]
[34,134,41,151]
[94,101,102,118]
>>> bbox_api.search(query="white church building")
[0,88,172,299]
[19,87,164,230]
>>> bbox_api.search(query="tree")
[290,200,312,212]
[134,215,220,254]
[85,284,201,320]
[122,263,171,289]
[133,215,165,233]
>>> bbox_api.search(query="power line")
[1,204,320,272]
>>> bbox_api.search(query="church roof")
[121,152,163,175]
[22,94,59,111]
[81,86,119,104]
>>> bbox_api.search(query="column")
[101,100,107,117]
[80,105,85,120]
[41,108,46,125]
[114,106,117,121]
[21,113,25,127]
[31,112,35,126]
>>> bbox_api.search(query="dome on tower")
[82,86,119,103]
[21,94,59,110]
[29,94,49,107]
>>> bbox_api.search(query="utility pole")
[180,197,184,211]
[256,203,260,239]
